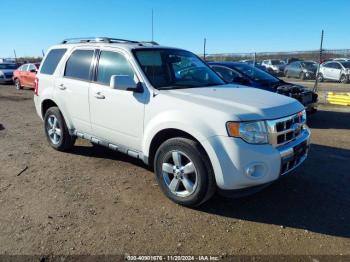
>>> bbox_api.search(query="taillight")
[34,78,39,96]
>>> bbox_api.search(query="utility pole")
[151,9,154,42]
[203,38,206,61]
[313,30,324,92]
[13,49,18,64]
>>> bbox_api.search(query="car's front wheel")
[44,107,76,151]
[154,137,215,207]
[14,79,22,90]
[340,74,349,84]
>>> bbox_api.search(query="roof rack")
[61,37,159,46]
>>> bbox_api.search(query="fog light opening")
[245,163,266,179]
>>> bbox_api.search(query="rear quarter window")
[40,48,67,75]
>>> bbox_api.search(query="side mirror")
[30,69,37,73]
[110,75,143,93]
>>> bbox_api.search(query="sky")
[1,0,349,57]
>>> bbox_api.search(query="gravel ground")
[0,84,349,256]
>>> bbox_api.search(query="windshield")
[301,61,317,69]
[233,63,280,82]
[0,63,17,70]
[133,49,225,89]
[341,62,350,69]
[271,60,284,65]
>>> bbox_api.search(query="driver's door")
[89,50,146,151]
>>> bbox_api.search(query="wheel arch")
[147,128,211,171]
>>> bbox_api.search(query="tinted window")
[28,64,36,71]
[40,49,67,75]
[21,65,28,71]
[0,63,17,70]
[96,51,135,85]
[341,62,350,69]
[212,66,239,82]
[64,50,94,80]
[133,49,224,89]
[333,63,341,69]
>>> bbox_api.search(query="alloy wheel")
[162,150,198,197]
[46,115,62,145]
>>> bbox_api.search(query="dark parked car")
[0,63,17,84]
[209,62,318,113]
[284,61,318,80]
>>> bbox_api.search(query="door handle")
[94,92,105,99]
[58,84,67,90]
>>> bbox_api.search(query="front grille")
[4,72,13,78]
[267,112,306,147]
[280,141,308,175]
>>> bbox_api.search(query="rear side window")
[64,50,94,81]
[96,51,135,85]
[40,48,67,75]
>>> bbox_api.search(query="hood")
[161,85,304,121]
[0,69,15,74]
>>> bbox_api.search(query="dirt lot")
[0,84,349,256]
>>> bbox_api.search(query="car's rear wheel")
[154,137,215,207]
[340,74,348,84]
[14,79,22,90]
[44,107,76,151]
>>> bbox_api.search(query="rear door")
[54,48,96,134]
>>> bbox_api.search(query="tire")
[154,137,216,207]
[317,73,324,82]
[14,79,23,90]
[300,72,305,80]
[340,74,348,84]
[44,107,76,151]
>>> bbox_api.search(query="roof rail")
[61,37,159,46]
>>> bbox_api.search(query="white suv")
[34,37,310,206]
[318,61,350,84]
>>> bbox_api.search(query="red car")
[13,63,40,90]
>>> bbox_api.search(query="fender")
[142,110,217,158]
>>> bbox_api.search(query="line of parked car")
[237,57,350,83]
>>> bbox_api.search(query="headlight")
[226,121,268,144]
[301,109,307,122]
[0,72,4,79]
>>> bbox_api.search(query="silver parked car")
[318,61,350,84]
[0,63,17,84]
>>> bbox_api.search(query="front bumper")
[202,128,310,190]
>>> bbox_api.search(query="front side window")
[133,49,225,89]
[64,49,94,81]
[341,62,350,69]
[233,63,279,82]
[40,48,67,75]
[96,51,135,85]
